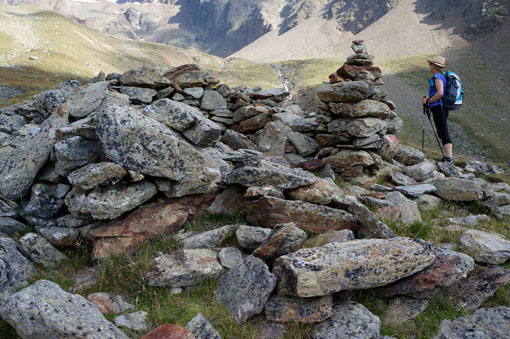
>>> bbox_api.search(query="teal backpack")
[441,71,464,110]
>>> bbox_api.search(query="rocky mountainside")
[2,0,508,58]
[1,42,510,338]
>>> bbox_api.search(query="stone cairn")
[315,40,402,178]
[1,47,510,338]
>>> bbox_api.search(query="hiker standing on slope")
[422,55,456,174]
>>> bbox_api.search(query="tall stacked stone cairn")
[1,54,510,338]
[317,40,402,178]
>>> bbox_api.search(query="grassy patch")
[380,294,469,339]
[215,58,279,89]
[0,66,84,107]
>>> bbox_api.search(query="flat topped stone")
[316,81,370,103]
[395,184,437,198]
[273,238,436,297]
[459,229,510,264]
[146,249,223,288]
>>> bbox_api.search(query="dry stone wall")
[0,44,509,338]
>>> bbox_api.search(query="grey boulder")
[17,232,67,268]
[404,161,435,182]
[0,114,65,200]
[459,229,510,264]
[313,301,381,339]
[0,237,36,295]
[214,255,276,324]
[185,313,222,339]
[65,181,157,220]
[433,307,510,339]
[0,279,128,339]
[146,249,223,287]
[96,105,220,196]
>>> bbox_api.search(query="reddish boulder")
[142,324,195,339]
[245,196,357,233]
[88,193,216,258]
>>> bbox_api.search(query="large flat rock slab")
[430,178,487,201]
[88,193,216,258]
[273,238,436,297]
[245,196,358,233]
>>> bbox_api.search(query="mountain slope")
[232,0,469,62]
[0,4,281,106]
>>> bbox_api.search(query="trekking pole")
[421,100,426,153]
[423,103,446,158]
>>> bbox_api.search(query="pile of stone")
[312,40,403,178]
[1,49,510,338]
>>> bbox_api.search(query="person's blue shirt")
[428,73,446,107]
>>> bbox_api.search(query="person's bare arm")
[429,78,444,103]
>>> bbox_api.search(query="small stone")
[185,313,221,339]
[383,297,429,325]
[181,225,237,249]
[147,249,223,287]
[389,172,416,186]
[313,229,355,247]
[36,226,79,247]
[114,311,148,331]
[252,222,307,264]
[265,294,333,323]
[236,225,273,250]
[395,184,437,198]
[0,237,36,295]
[385,191,422,224]
[0,217,26,236]
[17,232,67,268]
[218,247,243,269]
[404,161,435,182]
[312,301,380,339]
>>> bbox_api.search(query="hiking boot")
[438,160,460,177]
